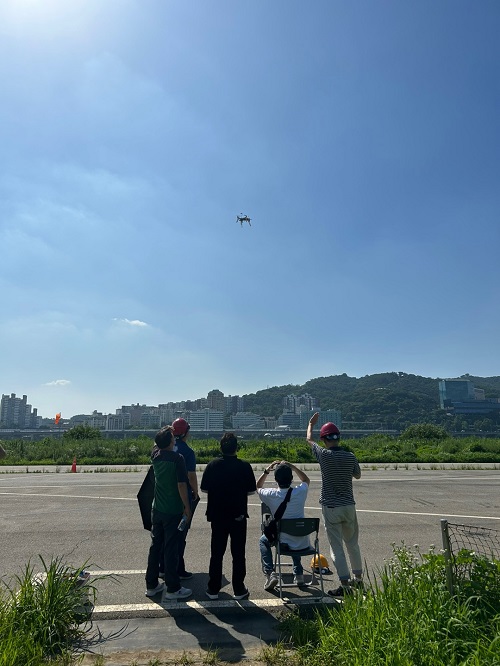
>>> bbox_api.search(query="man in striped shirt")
[307,412,363,597]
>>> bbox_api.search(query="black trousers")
[146,509,182,593]
[208,517,247,595]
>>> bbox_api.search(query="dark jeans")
[259,534,304,575]
[208,517,247,595]
[146,508,182,593]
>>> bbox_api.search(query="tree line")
[243,372,500,431]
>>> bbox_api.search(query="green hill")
[243,372,500,430]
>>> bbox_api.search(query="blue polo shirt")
[173,437,196,500]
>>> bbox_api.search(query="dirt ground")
[79,645,292,665]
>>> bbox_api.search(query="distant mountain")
[243,372,500,428]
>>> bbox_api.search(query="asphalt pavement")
[1,463,499,663]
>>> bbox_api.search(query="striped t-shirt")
[311,442,361,508]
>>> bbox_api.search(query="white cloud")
[113,318,149,328]
[44,379,71,387]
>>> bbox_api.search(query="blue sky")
[1,0,499,419]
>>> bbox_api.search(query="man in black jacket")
[201,433,257,600]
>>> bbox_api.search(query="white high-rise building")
[189,408,224,432]
[232,412,265,429]
[283,393,319,414]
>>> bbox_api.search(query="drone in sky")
[236,214,251,227]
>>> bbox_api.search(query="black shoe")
[233,588,250,600]
[205,589,219,600]
[327,585,352,598]
[179,571,193,580]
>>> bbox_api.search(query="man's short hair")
[274,463,293,488]
[155,426,174,449]
[220,432,238,455]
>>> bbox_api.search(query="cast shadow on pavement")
[76,620,137,655]
[172,601,282,663]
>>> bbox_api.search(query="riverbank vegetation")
[0,557,95,666]
[1,423,500,466]
[279,544,500,665]
[2,546,498,664]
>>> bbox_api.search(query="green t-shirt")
[151,447,188,514]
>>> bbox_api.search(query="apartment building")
[0,393,38,428]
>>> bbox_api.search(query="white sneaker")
[145,582,165,597]
[294,574,305,585]
[163,586,192,600]
[264,572,279,591]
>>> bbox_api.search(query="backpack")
[262,488,293,546]
[137,465,155,531]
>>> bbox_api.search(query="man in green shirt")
[145,426,192,600]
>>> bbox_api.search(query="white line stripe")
[353,476,500,482]
[1,492,498,522]
[91,596,333,616]
[355,509,500,521]
[0,479,140,490]
[89,570,145,575]
[0,492,131,500]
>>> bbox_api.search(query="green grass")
[281,545,500,665]
[1,548,499,665]
[0,557,97,666]
[2,434,500,466]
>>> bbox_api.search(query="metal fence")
[440,518,500,594]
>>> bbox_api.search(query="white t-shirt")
[258,482,310,550]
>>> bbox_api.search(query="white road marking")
[89,570,145,575]
[355,509,500,521]
[0,483,141,489]
[91,596,334,617]
[355,476,500,482]
[1,492,499,522]
[0,492,132,500]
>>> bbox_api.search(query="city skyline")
[4,372,500,423]
[2,1,499,419]
[0,387,321,426]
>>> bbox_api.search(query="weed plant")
[2,433,500,466]
[0,556,97,665]
[281,544,500,665]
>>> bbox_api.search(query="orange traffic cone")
[71,457,77,473]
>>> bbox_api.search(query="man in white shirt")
[257,460,310,591]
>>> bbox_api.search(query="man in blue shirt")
[172,418,199,580]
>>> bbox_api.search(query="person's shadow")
[172,611,247,663]
[209,599,283,659]
[171,587,282,663]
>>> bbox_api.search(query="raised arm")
[307,412,320,446]
[285,462,310,486]
[256,459,281,489]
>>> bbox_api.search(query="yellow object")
[311,554,329,570]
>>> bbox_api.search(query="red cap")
[319,422,340,440]
[172,418,190,437]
